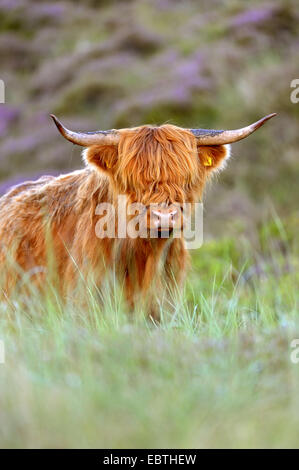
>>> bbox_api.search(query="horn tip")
[50,114,59,125]
[265,113,277,119]
[254,113,277,131]
[50,114,65,134]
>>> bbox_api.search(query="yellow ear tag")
[204,156,213,167]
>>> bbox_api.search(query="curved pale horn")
[50,114,120,146]
[190,113,277,145]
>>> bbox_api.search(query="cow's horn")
[190,113,277,145]
[50,114,120,146]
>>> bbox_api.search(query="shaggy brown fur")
[0,124,229,316]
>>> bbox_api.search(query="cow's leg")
[164,238,189,308]
[124,269,135,312]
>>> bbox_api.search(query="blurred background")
[0,0,298,239]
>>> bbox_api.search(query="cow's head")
[51,114,276,236]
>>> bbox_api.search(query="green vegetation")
[0,216,298,448]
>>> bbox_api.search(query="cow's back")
[0,169,109,296]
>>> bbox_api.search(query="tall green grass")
[0,216,299,448]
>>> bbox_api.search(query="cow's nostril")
[170,210,178,225]
[152,210,161,219]
[150,208,179,230]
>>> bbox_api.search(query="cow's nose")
[151,209,178,229]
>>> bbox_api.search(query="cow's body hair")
[0,124,230,316]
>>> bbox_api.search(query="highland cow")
[0,113,276,316]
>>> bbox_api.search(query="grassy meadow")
[0,0,299,448]
[0,214,299,448]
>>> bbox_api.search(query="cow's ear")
[83,145,118,174]
[197,144,231,173]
